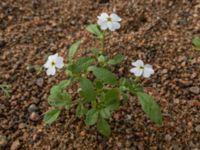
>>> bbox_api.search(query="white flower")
[97,12,121,31]
[130,60,154,78]
[44,53,64,76]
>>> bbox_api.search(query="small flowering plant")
[43,12,162,137]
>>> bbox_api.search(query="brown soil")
[0,0,200,150]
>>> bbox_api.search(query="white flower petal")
[110,13,121,22]
[56,56,64,69]
[130,67,143,77]
[44,61,51,68]
[107,22,113,31]
[132,60,144,67]
[97,13,109,22]
[48,53,58,61]
[99,22,108,30]
[143,71,151,78]
[112,22,121,30]
[107,21,120,31]
[46,67,56,76]
[97,17,107,26]
[143,64,154,78]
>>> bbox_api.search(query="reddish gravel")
[0,0,200,150]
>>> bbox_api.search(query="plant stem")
[134,76,140,83]
[101,31,105,52]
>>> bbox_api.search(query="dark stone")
[0,40,6,48]
[99,0,109,4]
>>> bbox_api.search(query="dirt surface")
[0,0,200,149]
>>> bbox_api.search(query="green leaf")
[86,24,103,39]
[80,77,96,102]
[76,103,87,118]
[99,89,120,119]
[119,78,143,94]
[108,54,124,65]
[50,85,60,95]
[43,109,61,124]
[50,79,72,95]
[192,37,200,50]
[104,89,120,111]
[57,79,73,89]
[99,108,111,119]
[68,40,81,60]
[48,92,71,107]
[95,80,103,89]
[97,55,106,63]
[48,84,72,107]
[97,118,111,137]
[122,93,129,101]
[88,67,117,85]
[68,57,94,73]
[91,48,99,56]
[137,92,162,125]
[85,108,99,125]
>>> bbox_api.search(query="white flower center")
[51,61,56,67]
[139,66,144,70]
[107,17,112,22]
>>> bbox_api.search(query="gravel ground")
[0,0,200,150]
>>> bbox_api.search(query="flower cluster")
[43,12,161,138]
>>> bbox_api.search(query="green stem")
[134,76,140,83]
[101,31,105,52]
[91,100,97,108]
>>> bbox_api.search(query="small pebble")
[18,123,26,129]
[36,78,44,87]
[162,69,168,74]
[195,125,200,133]
[165,134,172,141]
[10,140,20,150]
[28,104,38,112]
[0,135,7,147]
[30,112,40,121]
[189,86,200,94]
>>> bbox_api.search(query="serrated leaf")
[137,92,162,125]
[68,57,94,73]
[57,79,72,89]
[99,108,111,119]
[80,77,96,102]
[85,108,99,125]
[76,103,87,118]
[192,37,200,50]
[43,109,61,124]
[68,40,81,60]
[97,118,111,137]
[48,84,72,107]
[88,67,117,85]
[86,24,103,39]
[48,92,71,107]
[99,89,120,119]
[108,54,124,65]
[104,89,120,111]
[50,85,60,95]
